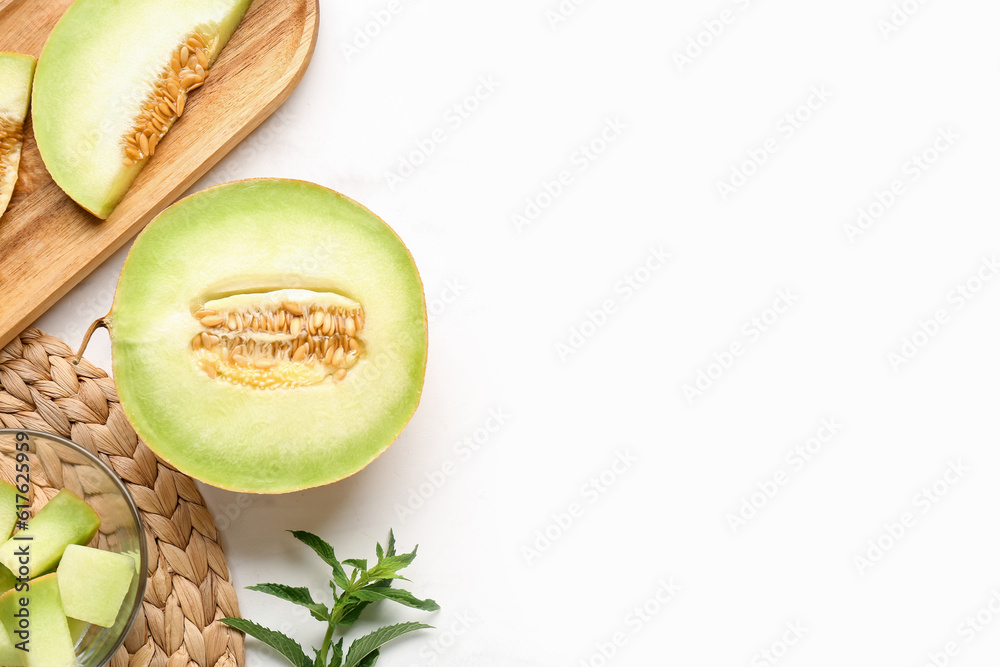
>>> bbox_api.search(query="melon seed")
[0,118,24,183]
[190,293,367,389]
[123,32,211,166]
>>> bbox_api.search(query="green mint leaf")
[343,622,432,667]
[247,583,329,622]
[351,586,440,611]
[289,530,350,591]
[386,530,396,557]
[337,598,373,627]
[343,558,367,572]
[366,551,416,580]
[221,618,312,667]
[337,575,392,627]
[375,541,384,560]
[356,649,379,667]
[329,638,344,667]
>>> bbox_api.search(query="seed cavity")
[123,32,213,167]
[189,289,366,389]
[0,118,24,183]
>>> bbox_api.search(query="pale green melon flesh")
[0,565,19,667]
[0,567,14,597]
[0,53,35,220]
[0,612,21,666]
[0,491,100,579]
[111,179,428,493]
[0,574,75,667]
[57,546,134,628]
[32,0,252,218]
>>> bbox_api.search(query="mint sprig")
[222,530,439,667]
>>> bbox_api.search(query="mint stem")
[317,621,337,667]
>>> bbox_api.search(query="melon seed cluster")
[123,32,212,166]
[191,300,366,389]
[0,118,23,177]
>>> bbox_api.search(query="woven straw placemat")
[0,328,244,667]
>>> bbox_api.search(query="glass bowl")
[0,428,147,666]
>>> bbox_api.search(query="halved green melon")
[107,179,428,493]
[0,53,35,220]
[32,0,252,219]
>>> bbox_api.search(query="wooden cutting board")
[0,0,319,349]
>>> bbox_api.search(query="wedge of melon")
[106,179,428,493]
[0,566,21,667]
[0,567,15,598]
[0,491,100,580]
[57,546,134,628]
[0,614,22,667]
[32,0,253,218]
[0,574,75,667]
[0,53,35,220]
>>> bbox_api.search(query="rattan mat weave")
[0,328,244,667]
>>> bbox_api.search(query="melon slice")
[105,179,428,493]
[0,53,35,220]
[57,546,134,628]
[0,566,20,667]
[0,482,19,543]
[0,614,22,667]
[0,567,15,597]
[0,491,100,580]
[32,0,253,219]
[0,574,75,667]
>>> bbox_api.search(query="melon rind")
[31,0,252,219]
[110,179,428,493]
[0,53,35,219]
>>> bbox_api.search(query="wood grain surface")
[0,0,319,349]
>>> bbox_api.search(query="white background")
[32,0,1000,665]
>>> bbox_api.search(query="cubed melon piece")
[0,574,76,667]
[0,482,18,543]
[56,546,134,628]
[0,566,15,598]
[65,618,87,646]
[0,601,21,666]
[0,491,100,579]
